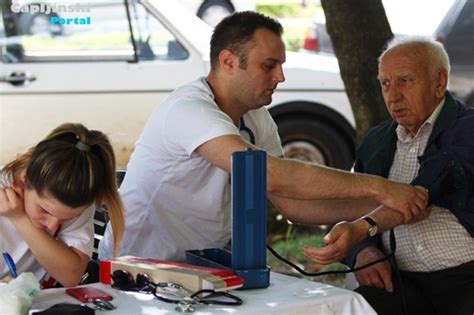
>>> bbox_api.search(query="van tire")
[277,117,354,170]
[197,0,234,26]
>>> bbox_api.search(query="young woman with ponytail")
[0,123,125,287]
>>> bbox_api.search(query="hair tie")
[76,141,91,152]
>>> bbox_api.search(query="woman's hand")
[1,275,13,283]
[0,188,25,219]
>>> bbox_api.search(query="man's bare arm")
[195,134,428,222]
[268,195,379,225]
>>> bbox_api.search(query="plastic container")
[185,248,270,290]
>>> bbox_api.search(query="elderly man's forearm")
[368,206,405,233]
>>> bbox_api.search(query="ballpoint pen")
[2,252,18,278]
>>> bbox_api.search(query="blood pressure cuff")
[412,148,473,236]
[32,303,94,315]
[413,150,460,206]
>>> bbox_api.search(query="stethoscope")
[239,117,256,145]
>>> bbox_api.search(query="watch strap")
[363,215,377,227]
[362,215,378,237]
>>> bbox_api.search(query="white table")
[30,273,375,315]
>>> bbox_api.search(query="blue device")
[3,252,18,278]
[186,149,270,289]
[230,150,270,288]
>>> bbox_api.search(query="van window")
[0,0,188,63]
[128,1,188,61]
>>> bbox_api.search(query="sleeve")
[342,237,381,267]
[162,99,240,156]
[411,138,474,236]
[412,110,474,208]
[259,110,283,157]
[248,107,283,157]
[411,150,459,206]
[56,205,94,256]
[353,157,366,173]
[0,174,12,189]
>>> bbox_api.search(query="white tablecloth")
[30,273,375,315]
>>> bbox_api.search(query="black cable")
[149,283,242,306]
[267,229,409,315]
[267,243,395,277]
[151,290,183,304]
[190,289,243,306]
[239,117,256,145]
[389,229,408,315]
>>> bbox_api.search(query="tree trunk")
[320,0,393,143]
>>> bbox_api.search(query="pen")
[2,252,18,278]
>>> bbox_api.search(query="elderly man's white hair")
[379,36,451,77]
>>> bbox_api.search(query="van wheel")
[277,117,354,170]
[197,0,234,26]
[18,12,63,36]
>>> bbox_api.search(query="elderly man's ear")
[436,69,449,98]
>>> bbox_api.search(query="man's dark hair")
[210,11,283,70]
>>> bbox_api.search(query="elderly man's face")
[378,46,446,135]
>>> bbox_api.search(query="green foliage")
[257,4,301,18]
[269,234,325,262]
[255,3,321,51]
[256,2,319,18]
[285,35,303,52]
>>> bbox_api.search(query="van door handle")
[0,72,37,86]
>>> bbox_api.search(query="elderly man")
[304,37,474,314]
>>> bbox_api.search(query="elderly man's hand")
[376,181,429,224]
[354,246,393,292]
[301,220,368,265]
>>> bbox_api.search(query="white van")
[0,0,355,169]
[11,0,255,35]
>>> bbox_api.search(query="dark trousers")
[355,263,474,315]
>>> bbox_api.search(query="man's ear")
[218,49,238,73]
[436,69,448,98]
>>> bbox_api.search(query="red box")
[100,256,244,292]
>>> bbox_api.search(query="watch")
[362,215,378,237]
